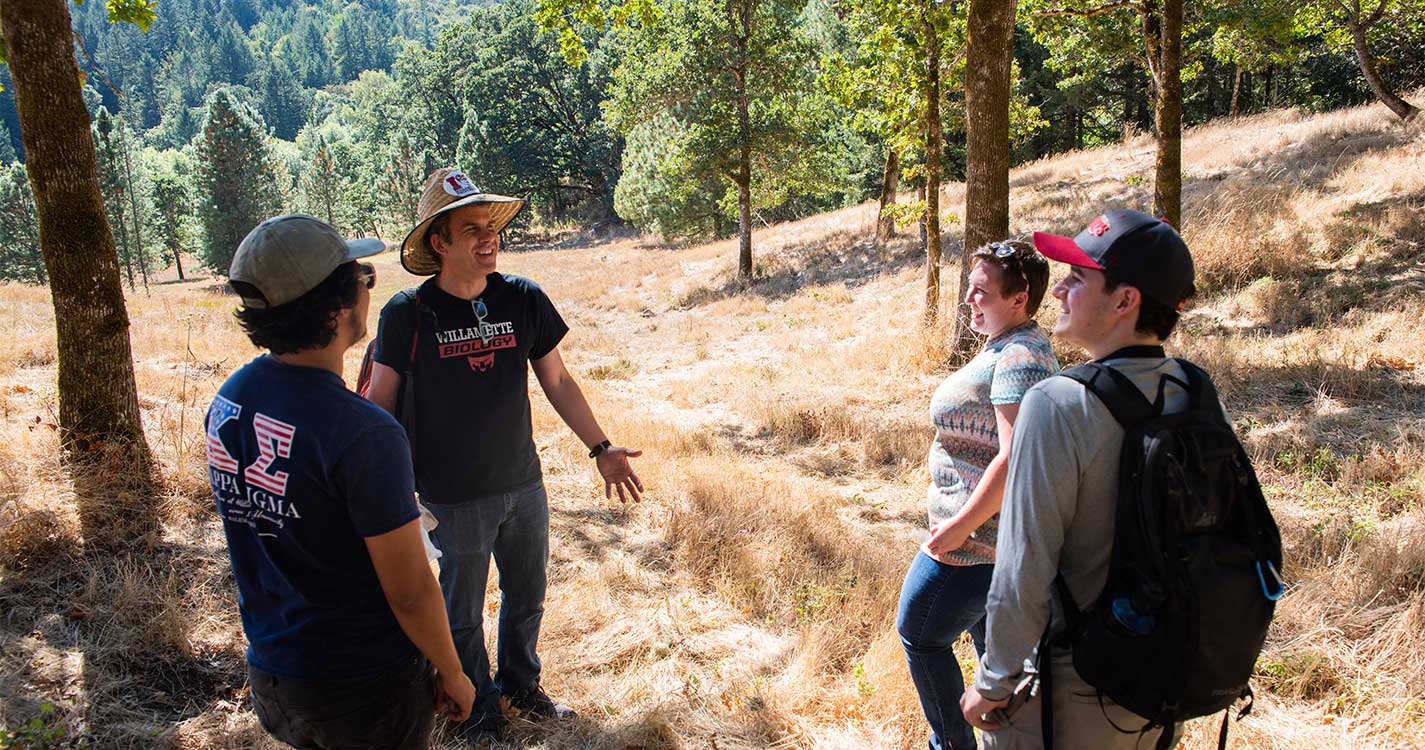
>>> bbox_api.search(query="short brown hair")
[972,239,1051,316]
[422,213,452,268]
[1103,270,1196,340]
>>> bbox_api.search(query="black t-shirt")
[373,273,568,503]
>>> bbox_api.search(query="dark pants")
[426,479,549,726]
[897,550,995,750]
[249,656,434,750]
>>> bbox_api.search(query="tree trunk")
[1264,65,1275,108]
[1119,65,1137,135]
[876,148,899,248]
[111,180,136,291]
[1,0,159,545]
[734,0,754,282]
[1349,12,1420,121]
[173,246,185,280]
[917,182,927,251]
[1230,64,1243,117]
[119,123,149,291]
[1151,0,1183,229]
[922,4,942,327]
[961,0,1016,354]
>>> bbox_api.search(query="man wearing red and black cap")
[960,210,1197,748]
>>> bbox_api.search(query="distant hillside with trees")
[0,0,1420,283]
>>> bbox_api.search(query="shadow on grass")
[676,230,935,308]
[0,530,244,747]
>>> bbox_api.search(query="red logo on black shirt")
[440,334,516,360]
[467,354,495,372]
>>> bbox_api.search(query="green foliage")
[0,704,81,750]
[92,108,162,287]
[256,57,309,141]
[332,4,396,81]
[0,121,16,164]
[602,0,851,241]
[415,0,624,224]
[0,0,1415,278]
[822,0,965,166]
[146,148,195,274]
[614,115,729,240]
[0,163,44,284]
[193,88,282,274]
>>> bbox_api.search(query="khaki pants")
[983,649,1183,750]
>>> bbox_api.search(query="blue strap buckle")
[1256,561,1284,601]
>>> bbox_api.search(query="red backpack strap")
[407,292,422,365]
[356,341,377,397]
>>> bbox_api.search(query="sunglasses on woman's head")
[989,241,1022,259]
[986,241,1029,288]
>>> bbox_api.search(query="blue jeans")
[897,550,995,750]
[426,479,549,726]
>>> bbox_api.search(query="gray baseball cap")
[229,214,385,308]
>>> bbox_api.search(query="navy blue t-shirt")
[373,273,568,503]
[205,356,420,680]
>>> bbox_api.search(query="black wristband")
[589,439,611,459]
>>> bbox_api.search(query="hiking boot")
[462,713,504,749]
[505,683,577,720]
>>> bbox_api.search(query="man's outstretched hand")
[596,446,644,503]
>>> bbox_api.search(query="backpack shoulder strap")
[1173,359,1231,426]
[1058,363,1155,429]
[408,291,424,366]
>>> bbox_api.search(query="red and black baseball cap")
[1032,209,1195,308]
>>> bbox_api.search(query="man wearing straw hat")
[365,169,643,747]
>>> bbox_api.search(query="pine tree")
[148,150,194,281]
[0,121,18,164]
[302,132,342,228]
[258,56,309,141]
[93,107,138,290]
[193,87,282,274]
[0,163,45,284]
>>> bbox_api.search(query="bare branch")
[71,30,124,104]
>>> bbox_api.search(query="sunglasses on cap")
[356,262,377,290]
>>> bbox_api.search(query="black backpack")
[1041,359,1284,750]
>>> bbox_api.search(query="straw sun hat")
[400,168,525,275]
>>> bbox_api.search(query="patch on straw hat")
[400,168,525,276]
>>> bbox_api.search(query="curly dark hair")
[971,239,1052,316]
[232,262,360,354]
[1102,268,1196,340]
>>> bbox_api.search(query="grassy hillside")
[1,95,1422,749]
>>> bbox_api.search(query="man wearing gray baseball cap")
[208,214,474,749]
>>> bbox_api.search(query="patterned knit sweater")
[926,320,1059,565]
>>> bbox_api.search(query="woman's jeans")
[897,550,995,750]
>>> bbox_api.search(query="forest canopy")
[0,0,1420,283]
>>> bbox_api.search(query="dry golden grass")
[3,92,1424,748]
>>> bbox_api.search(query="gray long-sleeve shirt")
[974,355,1194,699]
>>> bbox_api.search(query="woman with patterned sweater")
[897,240,1059,750]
